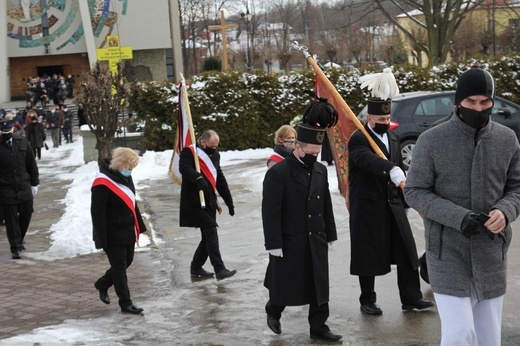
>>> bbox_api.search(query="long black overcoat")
[179,146,233,228]
[262,154,337,306]
[25,122,46,149]
[348,124,419,276]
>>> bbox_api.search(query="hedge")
[129,55,520,152]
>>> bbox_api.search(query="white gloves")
[31,186,38,197]
[405,208,413,216]
[390,167,406,186]
[268,248,283,257]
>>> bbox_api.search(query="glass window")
[492,99,519,114]
[415,97,453,116]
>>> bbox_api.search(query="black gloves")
[228,205,235,216]
[195,177,208,192]
[461,212,484,238]
[461,212,495,239]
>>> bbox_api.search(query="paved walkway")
[1,124,520,345]
[0,128,160,340]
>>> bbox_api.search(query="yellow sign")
[96,36,133,74]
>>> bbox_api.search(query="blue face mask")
[119,169,132,177]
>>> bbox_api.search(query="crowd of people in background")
[25,73,75,109]
[0,100,77,161]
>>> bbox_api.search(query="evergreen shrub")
[129,55,520,152]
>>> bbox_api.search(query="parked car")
[357,91,520,170]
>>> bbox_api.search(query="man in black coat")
[179,130,236,281]
[348,90,434,315]
[262,97,342,342]
[0,115,39,259]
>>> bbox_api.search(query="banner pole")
[180,77,206,208]
[298,45,405,190]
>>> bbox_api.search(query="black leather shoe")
[310,330,343,342]
[216,269,237,281]
[190,268,215,278]
[11,250,21,259]
[267,315,281,334]
[94,284,110,305]
[121,304,144,314]
[360,303,382,315]
[402,299,435,311]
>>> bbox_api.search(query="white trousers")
[434,283,503,346]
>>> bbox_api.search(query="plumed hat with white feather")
[359,68,400,116]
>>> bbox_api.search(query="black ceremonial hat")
[297,123,327,145]
[360,68,399,116]
[0,117,14,133]
[297,91,338,145]
[367,97,392,115]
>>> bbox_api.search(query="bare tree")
[74,63,132,164]
[270,0,305,71]
[372,0,486,68]
[180,0,205,75]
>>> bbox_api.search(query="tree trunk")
[96,136,114,165]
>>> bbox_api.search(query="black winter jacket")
[179,146,233,228]
[91,160,147,249]
[0,134,39,205]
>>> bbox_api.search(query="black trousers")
[266,300,330,334]
[33,147,41,160]
[358,223,422,306]
[96,244,135,308]
[62,127,72,142]
[1,200,33,252]
[191,226,225,273]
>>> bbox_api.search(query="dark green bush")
[202,57,222,72]
[129,55,520,152]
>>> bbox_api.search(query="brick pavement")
[0,128,158,340]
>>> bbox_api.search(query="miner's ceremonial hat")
[297,91,338,145]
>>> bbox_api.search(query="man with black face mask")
[262,94,342,342]
[405,68,520,345]
[179,129,236,281]
[0,114,39,259]
[348,69,434,316]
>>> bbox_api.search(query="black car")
[357,91,520,169]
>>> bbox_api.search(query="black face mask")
[459,106,492,129]
[373,123,390,135]
[300,153,317,167]
[2,133,12,142]
[203,147,216,156]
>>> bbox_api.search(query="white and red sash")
[267,152,284,166]
[92,172,141,242]
[189,145,217,191]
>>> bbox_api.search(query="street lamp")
[240,10,252,71]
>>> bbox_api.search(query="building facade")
[1,0,175,102]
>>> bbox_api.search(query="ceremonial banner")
[168,80,206,208]
[168,82,192,185]
[314,74,358,210]
[302,49,388,210]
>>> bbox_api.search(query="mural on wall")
[6,0,129,50]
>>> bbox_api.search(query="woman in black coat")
[24,112,46,159]
[91,147,147,314]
